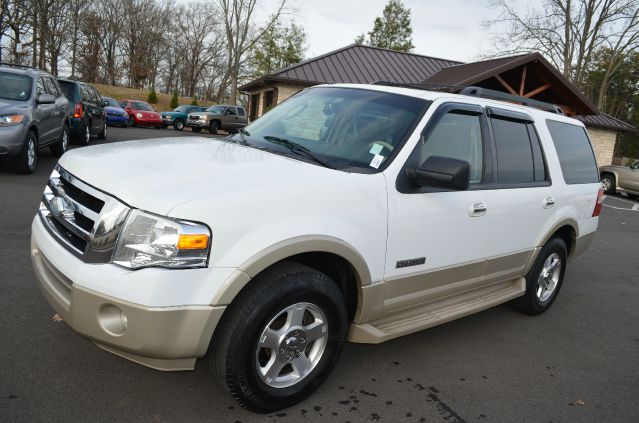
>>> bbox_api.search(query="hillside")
[93,84,212,112]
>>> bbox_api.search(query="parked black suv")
[0,63,69,174]
[57,79,107,144]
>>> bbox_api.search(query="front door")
[384,102,493,313]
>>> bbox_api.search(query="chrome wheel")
[103,123,108,138]
[536,253,561,302]
[601,177,611,192]
[27,137,36,168]
[255,302,328,389]
[176,120,184,130]
[84,125,90,144]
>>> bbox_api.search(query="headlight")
[0,114,24,125]
[136,113,143,118]
[112,210,211,269]
[201,115,210,120]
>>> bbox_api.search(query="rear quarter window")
[546,120,599,184]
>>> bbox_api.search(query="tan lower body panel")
[349,277,526,344]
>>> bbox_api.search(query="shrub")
[147,88,158,104]
[169,89,179,109]
[191,97,199,106]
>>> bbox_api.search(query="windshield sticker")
[370,154,384,169]
[369,143,384,155]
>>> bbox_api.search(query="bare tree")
[218,0,288,103]
[487,0,639,109]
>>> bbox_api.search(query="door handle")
[469,201,487,217]
[543,196,555,208]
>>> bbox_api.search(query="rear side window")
[58,81,77,101]
[546,120,599,184]
[81,86,91,102]
[491,117,547,184]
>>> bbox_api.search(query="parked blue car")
[161,105,206,130]
[102,97,129,126]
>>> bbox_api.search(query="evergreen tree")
[169,89,179,109]
[191,97,199,106]
[250,17,306,77]
[147,88,158,104]
[355,0,415,52]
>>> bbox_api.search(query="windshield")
[206,105,226,114]
[103,97,120,107]
[0,72,32,101]
[131,101,154,111]
[173,105,189,112]
[233,87,428,171]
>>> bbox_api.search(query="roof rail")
[460,86,564,115]
[0,62,40,71]
[371,80,463,93]
[370,80,564,115]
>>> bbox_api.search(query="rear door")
[483,108,553,271]
[44,77,67,142]
[35,77,57,143]
[384,102,493,312]
[89,86,105,131]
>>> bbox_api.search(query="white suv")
[31,84,602,412]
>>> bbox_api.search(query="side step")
[348,278,525,344]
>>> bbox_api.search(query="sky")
[253,0,545,63]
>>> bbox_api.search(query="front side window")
[103,97,120,107]
[35,78,46,97]
[174,105,188,113]
[631,161,639,170]
[226,107,237,115]
[234,87,428,171]
[414,111,484,184]
[546,120,599,184]
[238,107,246,116]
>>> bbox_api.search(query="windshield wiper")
[262,135,335,169]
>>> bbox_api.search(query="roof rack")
[459,86,564,115]
[370,80,564,115]
[0,62,40,71]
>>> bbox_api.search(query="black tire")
[210,262,348,413]
[155,125,163,129]
[173,119,185,131]
[516,237,567,315]
[12,130,38,174]
[50,125,69,157]
[192,127,202,133]
[80,122,91,145]
[601,174,616,195]
[97,121,107,140]
[209,120,219,134]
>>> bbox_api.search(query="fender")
[210,235,373,306]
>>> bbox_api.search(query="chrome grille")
[39,166,130,263]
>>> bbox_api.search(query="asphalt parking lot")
[1,127,638,422]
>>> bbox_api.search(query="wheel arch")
[539,220,578,259]
[213,236,372,322]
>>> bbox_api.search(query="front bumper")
[186,119,209,128]
[0,123,29,159]
[30,216,226,371]
[107,114,128,124]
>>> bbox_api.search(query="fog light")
[98,304,128,336]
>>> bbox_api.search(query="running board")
[348,278,526,344]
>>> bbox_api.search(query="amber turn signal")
[177,234,209,250]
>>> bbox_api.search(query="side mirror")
[406,156,470,191]
[102,100,110,107]
[37,94,56,105]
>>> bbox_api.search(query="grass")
[93,83,212,112]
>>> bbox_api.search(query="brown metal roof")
[424,52,597,115]
[575,114,638,133]
[239,44,461,91]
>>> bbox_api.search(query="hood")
[0,99,30,113]
[105,106,126,114]
[161,111,182,117]
[58,137,337,214]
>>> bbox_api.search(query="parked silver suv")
[0,64,69,173]
[186,104,247,134]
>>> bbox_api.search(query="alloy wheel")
[536,252,561,302]
[255,302,328,389]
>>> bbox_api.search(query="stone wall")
[587,127,618,167]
